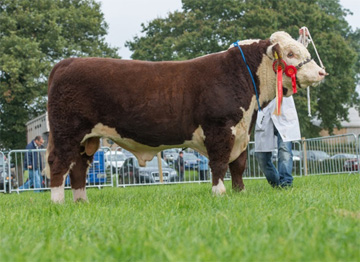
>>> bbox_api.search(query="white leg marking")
[51,186,65,203]
[212,179,226,195]
[51,174,67,203]
[72,188,88,202]
[45,150,51,179]
[69,162,76,170]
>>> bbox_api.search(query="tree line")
[0,0,359,149]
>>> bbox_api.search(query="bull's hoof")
[232,186,246,192]
[51,186,65,204]
[72,188,88,202]
[212,179,226,195]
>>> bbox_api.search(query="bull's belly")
[82,100,255,167]
[81,123,208,166]
[81,121,251,168]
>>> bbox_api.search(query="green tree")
[126,0,359,138]
[0,0,119,149]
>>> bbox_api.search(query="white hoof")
[72,188,88,202]
[51,186,65,203]
[212,179,226,195]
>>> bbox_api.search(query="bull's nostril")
[319,70,328,77]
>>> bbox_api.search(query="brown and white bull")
[45,31,326,203]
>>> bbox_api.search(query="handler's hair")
[34,135,42,141]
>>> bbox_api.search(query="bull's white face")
[269,31,326,96]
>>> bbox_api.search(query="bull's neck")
[256,55,276,109]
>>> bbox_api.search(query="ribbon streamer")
[275,65,283,115]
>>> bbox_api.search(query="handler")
[254,28,309,188]
[254,96,300,188]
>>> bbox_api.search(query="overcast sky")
[99,0,360,59]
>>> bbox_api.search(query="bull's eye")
[287,52,294,58]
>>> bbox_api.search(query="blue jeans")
[255,129,294,187]
[19,169,43,192]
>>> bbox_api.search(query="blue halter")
[233,41,261,111]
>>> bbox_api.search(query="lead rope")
[298,26,325,117]
[233,41,262,111]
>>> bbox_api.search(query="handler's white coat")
[254,96,300,152]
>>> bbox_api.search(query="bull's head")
[267,31,327,96]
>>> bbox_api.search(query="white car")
[105,151,126,173]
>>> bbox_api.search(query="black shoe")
[280,183,293,189]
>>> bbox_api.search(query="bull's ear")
[266,43,282,60]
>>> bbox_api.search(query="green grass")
[0,174,359,262]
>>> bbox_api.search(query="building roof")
[341,107,360,127]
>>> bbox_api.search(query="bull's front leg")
[229,150,247,191]
[204,126,235,195]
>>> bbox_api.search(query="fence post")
[157,152,163,183]
[302,137,308,176]
[358,134,360,175]
[0,151,5,193]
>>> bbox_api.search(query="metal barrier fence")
[8,149,48,193]
[115,147,210,187]
[114,140,304,187]
[301,134,359,175]
[8,147,113,193]
[2,134,359,193]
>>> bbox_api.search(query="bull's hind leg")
[69,153,93,202]
[204,126,235,195]
[70,137,99,202]
[229,150,247,191]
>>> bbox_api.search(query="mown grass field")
[0,174,359,262]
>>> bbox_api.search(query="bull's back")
[47,57,215,146]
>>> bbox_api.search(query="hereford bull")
[45,31,326,203]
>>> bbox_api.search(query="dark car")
[0,156,17,191]
[119,156,178,184]
[344,156,359,171]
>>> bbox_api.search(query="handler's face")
[36,138,44,147]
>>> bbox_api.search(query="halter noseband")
[295,57,312,70]
[272,57,313,94]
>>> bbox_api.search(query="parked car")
[305,150,330,161]
[0,156,17,191]
[163,148,180,162]
[105,151,126,173]
[121,149,134,158]
[344,156,359,171]
[119,156,178,184]
[292,150,302,161]
[330,153,357,160]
